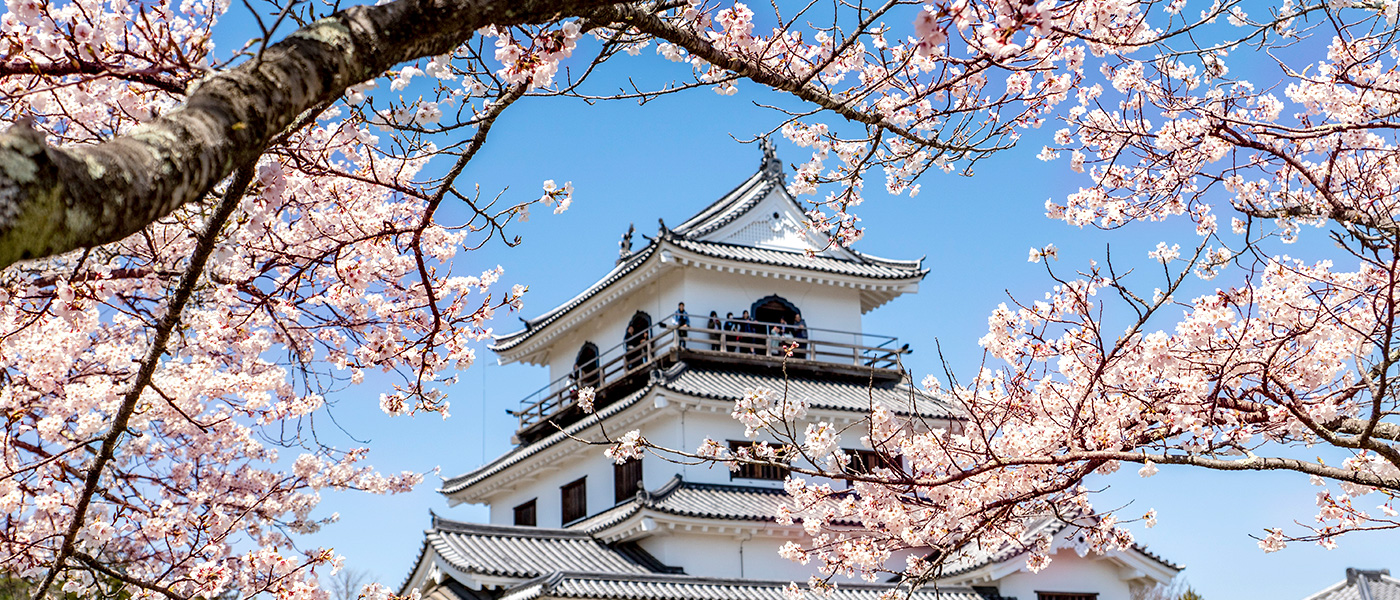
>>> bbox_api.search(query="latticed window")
[728,440,790,481]
[561,477,587,524]
[513,499,536,527]
[845,449,900,475]
[614,458,643,503]
[1037,592,1098,600]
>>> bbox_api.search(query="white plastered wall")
[992,550,1143,600]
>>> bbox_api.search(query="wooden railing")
[509,315,908,433]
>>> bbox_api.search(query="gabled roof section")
[488,156,926,359]
[1303,569,1400,600]
[939,517,1182,579]
[424,516,655,580]
[666,237,924,280]
[490,241,659,355]
[497,572,986,600]
[669,170,774,240]
[574,476,855,534]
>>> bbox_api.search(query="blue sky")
[197,5,1396,599]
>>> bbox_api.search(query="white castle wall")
[536,262,869,385]
[994,550,1141,600]
[637,534,817,581]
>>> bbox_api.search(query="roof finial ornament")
[759,137,784,184]
[617,223,635,264]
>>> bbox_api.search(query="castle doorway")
[750,295,800,327]
[624,312,652,369]
[574,342,600,389]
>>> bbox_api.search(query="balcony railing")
[508,313,908,436]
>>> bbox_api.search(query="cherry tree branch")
[583,3,1008,157]
[0,0,621,268]
[29,163,254,600]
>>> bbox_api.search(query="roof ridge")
[672,172,769,237]
[431,516,594,539]
[673,480,790,495]
[526,570,929,589]
[490,241,660,350]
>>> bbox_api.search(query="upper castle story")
[491,143,929,443]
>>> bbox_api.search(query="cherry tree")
[2,0,1399,598]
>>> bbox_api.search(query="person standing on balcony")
[707,311,722,351]
[739,310,755,354]
[625,324,644,370]
[792,313,808,360]
[723,312,738,352]
[674,302,690,349]
[769,319,787,356]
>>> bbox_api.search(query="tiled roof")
[440,364,958,496]
[491,243,659,352]
[422,580,495,600]
[498,572,986,600]
[661,365,958,418]
[940,517,1182,577]
[667,238,925,280]
[490,164,924,354]
[425,516,654,580]
[1304,569,1400,600]
[670,171,772,238]
[575,477,860,534]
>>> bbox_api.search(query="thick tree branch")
[0,0,622,268]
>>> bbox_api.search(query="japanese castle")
[401,145,1182,600]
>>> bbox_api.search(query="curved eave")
[670,171,772,237]
[939,520,1183,583]
[492,238,927,365]
[490,241,665,363]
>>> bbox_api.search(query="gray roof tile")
[667,238,925,280]
[425,517,653,580]
[662,365,958,418]
[1304,570,1400,600]
[940,517,1181,577]
[499,572,986,600]
[574,477,860,533]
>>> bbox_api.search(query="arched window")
[574,342,600,389]
[750,295,806,358]
[624,311,652,370]
[750,295,801,326]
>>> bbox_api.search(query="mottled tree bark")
[0,0,622,268]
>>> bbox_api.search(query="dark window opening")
[749,295,805,358]
[614,458,643,503]
[561,477,588,524]
[513,499,537,526]
[624,312,653,370]
[574,342,601,390]
[846,449,901,475]
[750,295,801,327]
[844,449,903,489]
[728,440,790,481]
[1037,593,1098,600]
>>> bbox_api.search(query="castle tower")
[400,151,1180,600]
